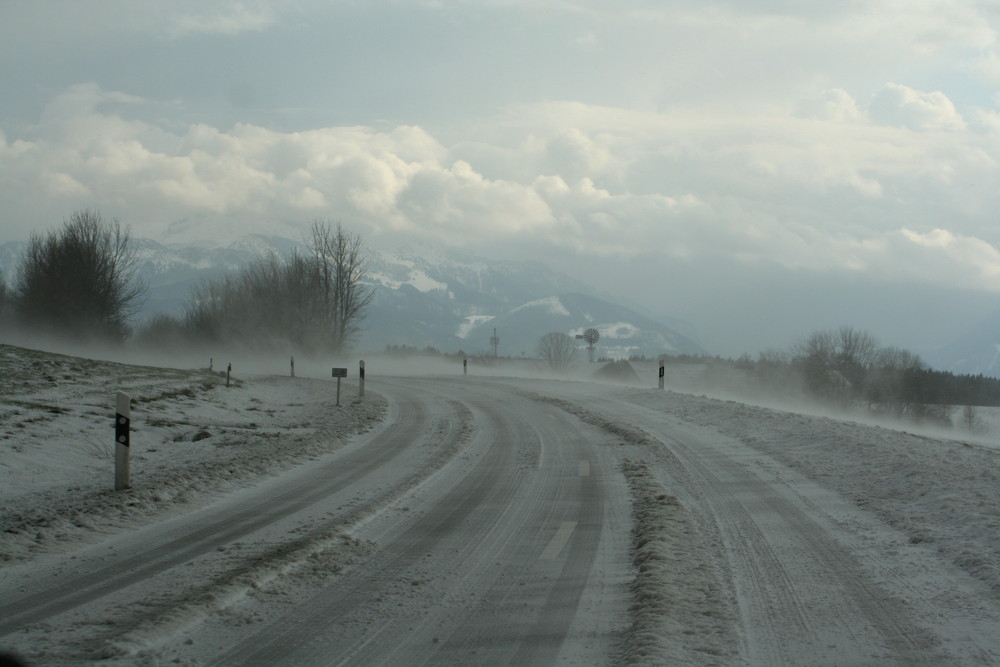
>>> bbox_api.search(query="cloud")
[4,83,1000,300]
[165,2,275,38]
[869,82,967,131]
[539,129,618,185]
[796,89,866,123]
[901,228,1000,280]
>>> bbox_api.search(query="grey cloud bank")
[2,1,1000,359]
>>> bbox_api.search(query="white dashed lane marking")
[540,521,577,560]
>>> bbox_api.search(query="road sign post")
[332,367,347,406]
[115,391,131,490]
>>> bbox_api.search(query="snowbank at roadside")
[656,389,1000,593]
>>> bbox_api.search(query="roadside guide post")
[658,360,665,390]
[463,358,468,376]
[359,360,366,397]
[226,363,232,387]
[332,367,347,406]
[115,391,131,491]
[291,356,295,377]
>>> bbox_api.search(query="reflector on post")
[115,391,131,490]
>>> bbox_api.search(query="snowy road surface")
[3,367,1000,665]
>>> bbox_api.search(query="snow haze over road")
[2,345,1000,665]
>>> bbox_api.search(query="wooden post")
[115,391,131,490]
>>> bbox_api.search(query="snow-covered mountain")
[362,245,705,357]
[0,235,705,358]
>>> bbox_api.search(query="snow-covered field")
[0,344,385,564]
[3,345,1000,665]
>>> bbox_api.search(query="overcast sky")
[3,0,1000,357]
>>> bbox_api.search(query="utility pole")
[490,328,500,358]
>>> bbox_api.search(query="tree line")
[0,210,374,355]
[734,326,1000,419]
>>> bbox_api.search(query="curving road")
[208,376,631,666]
[4,374,1000,665]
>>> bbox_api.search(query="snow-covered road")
[210,377,630,665]
[4,357,1000,665]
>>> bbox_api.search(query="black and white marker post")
[463,358,468,375]
[658,360,665,390]
[359,360,366,397]
[115,391,131,490]
[332,367,347,406]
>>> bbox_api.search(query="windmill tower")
[582,328,600,363]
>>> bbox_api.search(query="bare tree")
[14,209,145,342]
[538,332,576,373]
[863,345,925,414]
[833,326,880,388]
[793,329,841,400]
[307,221,375,353]
[793,326,883,404]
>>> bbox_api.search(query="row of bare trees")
[750,326,955,421]
[167,221,373,354]
[1,211,374,354]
